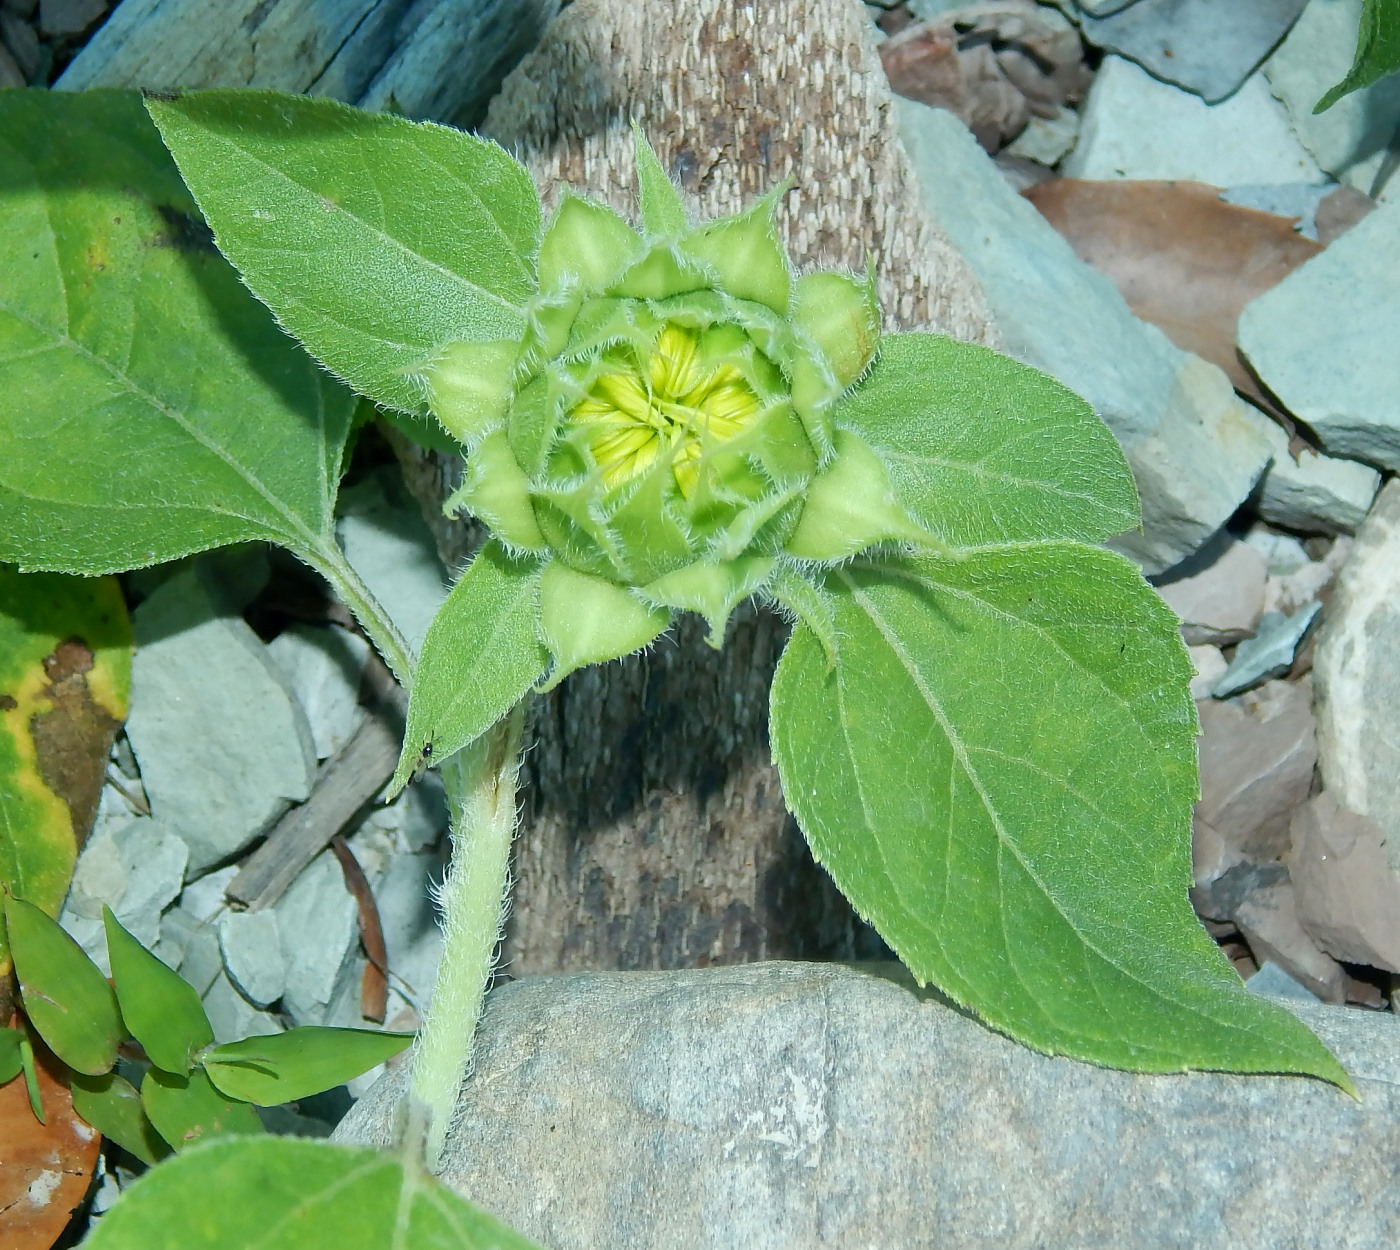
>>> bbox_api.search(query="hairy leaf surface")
[837,333,1139,548]
[390,541,548,794]
[770,545,1349,1085]
[82,1136,542,1250]
[147,90,541,414]
[0,90,357,574]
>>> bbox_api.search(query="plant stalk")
[410,704,526,1172]
[302,540,417,693]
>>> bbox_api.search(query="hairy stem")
[410,704,526,1172]
[303,540,417,693]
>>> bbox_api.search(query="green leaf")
[836,333,1139,549]
[770,547,1351,1087]
[0,1025,22,1085]
[70,1070,172,1166]
[104,906,213,1076]
[631,122,688,237]
[145,90,541,414]
[390,542,548,795]
[142,1066,264,1152]
[0,90,358,577]
[202,1026,411,1106]
[3,893,123,1075]
[0,569,130,975]
[81,1136,543,1250]
[1316,0,1400,110]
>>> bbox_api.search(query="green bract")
[427,139,926,691]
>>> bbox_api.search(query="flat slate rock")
[1074,0,1308,103]
[126,567,317,875]
[1064,56,1321,185]
[337,961,1400,1249]
[899,100,1275,572]
[1239,199,1400,472]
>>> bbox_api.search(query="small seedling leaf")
[0,1025,23,1085]
[3,893,123,1075]
[770,546,1352,1088]
[0,569,131,975]
[835,333,1140,549]
[145,90,542,415]
[391,541,548,795]
[141,1066,264,1152]
[0,90,358,576]
[70,1070,171,1166]
[104,905,213,1075]
[81,1135,544,1250]
[202,1026,412,1106]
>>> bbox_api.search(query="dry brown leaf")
[880,2,1088,152]
[0,1042,101,1249]
[1023,179,1322,404]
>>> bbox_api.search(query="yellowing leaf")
[0,568,131,975]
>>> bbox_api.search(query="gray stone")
[1186,644,1228,699]
[1290,792,1400,972]
[1004,104,1080,166]
[1315,482,1400,874]
[1195,678,1317,859]
[368,844,446,1027]
[1264,0,1400,196]
[1154,534,1266,645]
[218,910,287,1008]
[126,568,317,875]
[1247,959,1322,1003]
[1238,199,1400,471]
[1063,56,1323,185]
[1234,879,1347,1002]
[178,863,239,923]
[157,908,223,996]
[1242,525,1310,576]
[361,774,449,854]
[1255,421,1382,535]
[898,101,1275,573]
[201,971,284,1045]
[273,846,360,1026]
[38,0,105,37]
[57,0,559,129]
[1212,602,1321,697]
[266,624,369,761]
[1261,536,1352,617]
[336,962,1400,1249]
[337,474,449,657]
[1074,0,1308,103]
[59,817,189,974]
[1220,182,1336,241]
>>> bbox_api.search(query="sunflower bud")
[428,132,928,678]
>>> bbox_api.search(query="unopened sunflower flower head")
[426,128,933,687]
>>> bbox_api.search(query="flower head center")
[570,324,761,496]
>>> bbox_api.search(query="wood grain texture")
[472,0,998,978]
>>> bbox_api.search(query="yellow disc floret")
[570,324,761,497]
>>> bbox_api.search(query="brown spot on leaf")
[0,694,16,712]
[30,638,120,851]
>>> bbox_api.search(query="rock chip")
[38,0,106,37]
[126,568,317,875]
[1063,56,1322,185]
[1238,199,1400,471]
[1314,480,1400,848]
[1154,534,1266,645]
[1073,0,1309,103]
[202,971,283,1044]
[1290,792,1400,972]
[1261,536,1351,617]
[1256,419,1380,535]
[1212,603,1320,697]
[898,101,1274,572]
[273,847,360,1026]
[218,910,287,1008]
[1247,959,1322,1003]
[1233,879,1347,1003]
[1195,678,1316,860]
[1186,644,1227,699]
[266,624,369,761]
[1263,0,1400,195]
[336,962,1400,1249]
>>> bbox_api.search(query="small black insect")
[410,740,434,782]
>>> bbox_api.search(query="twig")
[330,834,390,1024]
